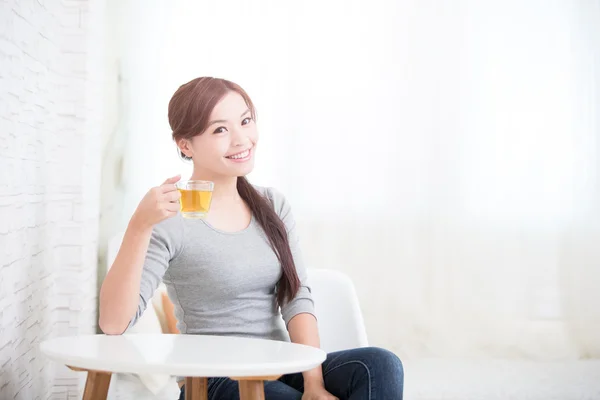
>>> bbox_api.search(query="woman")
[99,77,404,399]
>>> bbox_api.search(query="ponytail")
[237,177,300,305]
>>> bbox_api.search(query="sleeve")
[125,219,181,330]
[267,187,316,326]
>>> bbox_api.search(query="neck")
[190,169,240,202]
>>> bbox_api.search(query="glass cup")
[176,180,214,219]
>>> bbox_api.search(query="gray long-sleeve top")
[127,186,315,341]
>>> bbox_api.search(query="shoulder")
[252,185,291,216]
[151,213,185,252]
[154,213,185,235]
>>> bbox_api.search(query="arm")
[99,218,178,335]
[99,176,181,334]
[288,313,325,388]
[99,221,153,334]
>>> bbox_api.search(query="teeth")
[227,150,249,159]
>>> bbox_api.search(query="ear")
[177,138,193,158]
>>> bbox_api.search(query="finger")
[164,202,181,213]
[161,179,181,193]
[161,210,178,220]
[164,190,181,202]
[161,175,181,186]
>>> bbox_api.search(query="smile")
[225,148,252,161]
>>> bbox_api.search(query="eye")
[241,117,252,126]
[213,126,228,134]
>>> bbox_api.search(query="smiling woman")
[99,76,404,400]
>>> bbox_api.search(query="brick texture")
[0,0,104,399]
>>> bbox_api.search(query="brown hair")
[168,77,300,305]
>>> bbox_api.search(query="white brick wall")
[0,0,104,399]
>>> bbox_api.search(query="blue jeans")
[179,347,403,399]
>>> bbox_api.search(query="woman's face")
[178,91,258,178]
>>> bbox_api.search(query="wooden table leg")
[184,377,208,400]
[82,371,112,400]
[238,380,265,400]
[67,367,112,400]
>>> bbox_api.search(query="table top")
[40,334,327,377]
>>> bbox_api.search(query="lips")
[225,149,250,159]
[224,146,253,162]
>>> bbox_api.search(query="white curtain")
[117,0,600,359]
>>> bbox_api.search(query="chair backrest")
[307,268,369,352]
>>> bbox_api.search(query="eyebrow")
[208,109,251,126]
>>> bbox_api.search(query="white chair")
[307,268,369,352]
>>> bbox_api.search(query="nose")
[231,127,249,147]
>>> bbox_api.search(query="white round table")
[40,334,327,400]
